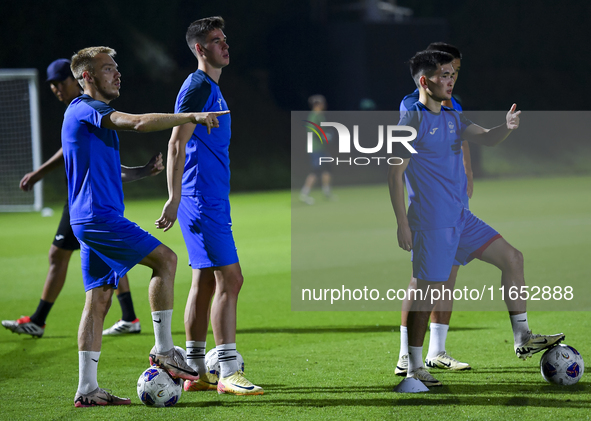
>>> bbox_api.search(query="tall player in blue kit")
[62,46,227,407]
[388,50,564,387]
[157,16,264,395]
[396,43,472,376]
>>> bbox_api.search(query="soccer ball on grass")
[205,348,245,377]
[540,344,584,385]
[137,366,182,407]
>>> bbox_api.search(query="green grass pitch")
[0,176,590,420]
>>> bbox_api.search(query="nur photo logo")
[303,120,418,166]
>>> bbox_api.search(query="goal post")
[0,69,43,212]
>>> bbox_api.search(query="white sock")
[78,351,100,394]
[510,313,530,345]
[408,346,423,374]
[301,186,311,195]
[399,325,408,358]
[186,341,207,375]
[152,310,174,353]
[217,343,238,378]
[322,185,331,196]
[426,323,449,359]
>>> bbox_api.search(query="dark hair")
[186,16,225,57]
[409,50,454,87]
[426,42,462,59]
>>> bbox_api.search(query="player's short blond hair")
[71,46,117,88]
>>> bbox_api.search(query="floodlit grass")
[1,178,590,420]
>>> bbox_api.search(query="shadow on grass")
[390,396,591,409]
[1,334,74,340]
[0,339,73,384]
[395,380,591,398]
[231,325,488,335]
[392,382,590,408]
[264,384,394,394]
[470,367,540,374]
[173,382,590,409]
[176,396,591,409]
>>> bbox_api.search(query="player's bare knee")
[220,272,243,296]
[235,273,244,292]
[89,290,112,319]
[157,247,177,276]
[101,290,113,309]
[167,249,178,271]
[506,247,524,272]
[102,297,113,318]
[229,272,243,295]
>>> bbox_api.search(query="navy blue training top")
[393,101,473,230]
[62,94,123,224]
[175,70,231,199]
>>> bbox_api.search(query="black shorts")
[310,152,331,177]
[52,203,80,251]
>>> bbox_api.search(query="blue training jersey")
[400,89,469,209]
[62,94,124,224]
[175,70,231,198]
[400,88,463,112]
[394,101,473,230]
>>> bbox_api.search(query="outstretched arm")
[388,159,412,252]
[102,110,228,134]
[19,148,64,191]
[155,123,197,232]
[121,152,164,183]
[463,104,521,147]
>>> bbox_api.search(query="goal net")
[0,69,42,212]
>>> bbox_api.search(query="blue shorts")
[72,216,161,291]
[411,209,501,282]
[177,195,239,269]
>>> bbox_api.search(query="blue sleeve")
[392,109,419,158]
[399,98,408,112]
[459,112,473,134]
[177,79,211,113]
[79,97,115,128]
[398,108,418,127]
[400,89,420,112]
[451,96,463,112]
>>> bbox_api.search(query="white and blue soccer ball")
[540,344,584,385]
[137,366,182,407]
[205,348,245,377]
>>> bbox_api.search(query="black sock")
[117,292,136,322]
[30,299,53,326]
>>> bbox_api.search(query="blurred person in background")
[300,94,335,204]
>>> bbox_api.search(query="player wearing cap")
[2,58,162,338]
